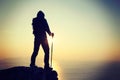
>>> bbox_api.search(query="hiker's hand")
[51,33,54,37]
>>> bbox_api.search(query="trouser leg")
[42,38,50,68]
[30,37,40,66]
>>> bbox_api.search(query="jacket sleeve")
[44,19,51,35]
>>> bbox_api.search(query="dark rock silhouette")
[0,66,58,80]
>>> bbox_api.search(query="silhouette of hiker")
[30,11,54,69]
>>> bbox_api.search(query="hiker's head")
[37,11,45,18]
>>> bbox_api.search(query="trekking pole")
[50,36,53,68]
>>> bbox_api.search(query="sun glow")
[52,60,64,80]
[47,36,53,45]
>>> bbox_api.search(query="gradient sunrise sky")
[0,0,120,66]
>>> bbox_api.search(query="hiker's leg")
[42,38,50,68]
[30,37,41,66]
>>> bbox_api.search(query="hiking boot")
[30,64,38,68]
[44,65,53,71]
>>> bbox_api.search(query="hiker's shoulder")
[32,18,38,22]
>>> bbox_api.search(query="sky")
[0,0,120,67]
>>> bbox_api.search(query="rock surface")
[0,66,58,80]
